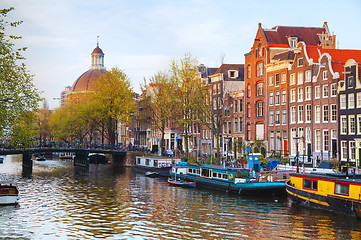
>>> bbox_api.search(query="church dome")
[71,41,106,92]
[71,69,106,92]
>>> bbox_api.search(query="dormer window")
[228,70,238,79]
[257,44,263,57]
[288,36,298,48]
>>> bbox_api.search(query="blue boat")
[171,163,286,196]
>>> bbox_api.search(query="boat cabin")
[135,156,180,168]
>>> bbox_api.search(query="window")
[335,183,349,196]
[234,118,238,132]
[291,89,296,102]
[348,76,354,88]
[340,116,347,134]
[341,141,347,159]
[315,129,321,152]
[270,131,274,151]
[270,110,274,125]
[247,84,251,98]
[290,74,296,85]
[340,94,346,109]
[291,106,296,123]
[323,105,329,122]
[349,115,355,134]
[315,86,320,98]
[289,37,298,48]
[323,130,329,152]
[282,109,287,124]
[257,62,264,77]
[275,91,280,105]
[306,104,312,122]
[258,44,263,57]
[282,72,286,83]
[358,115,361,134]
[331,104,337,122]
[303,179,317,190]
[256,82,264,96]
[323,70,328,80]
[247,65,251,79]
[256,102,264,117]
[305,70,311,82]
[275,74,280,86]
[282,90,286,104]
[331,83,337,97]
[239,99,243,112]
[269,92,274,106]
[298,88,303,102]
[234,100,238,113]
[349,94,355,109]
[298,72,303,85]
[305,86,311,100]
[247,103,251,118]
[239,117,243,132]
[229,70,237,78]
[298,58,303,67]
[306,127,311,143]
[269,75,273,85]
[315,105,321,123]
[276,110,280,124]
[283,130,287,140]
[298,105,304,123]
[357,93,361,108]
[323,85,329,98]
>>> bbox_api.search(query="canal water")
[0,155,361,239]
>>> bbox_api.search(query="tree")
[93,67,136,145]
[9,111,37,148]
[146,72,177,155]
[0,7,42,141]
[171,53,208,159]
[35,101,52,145]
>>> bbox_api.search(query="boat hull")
[286,180,361,217]
[0,195,19,205]
[168,178,196,187]
[135,165,172,177]
[173,173,285,196]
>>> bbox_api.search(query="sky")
[2,0,361,109]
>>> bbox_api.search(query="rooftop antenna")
[97,36,99,47]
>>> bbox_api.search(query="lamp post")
[293,135,300,173]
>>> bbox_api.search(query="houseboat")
[88,153,107,164]
[0,180,19,205]
[171,164,286,196]
[286,172,361,218]
[135,156,179,177]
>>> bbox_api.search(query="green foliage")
[0,7,42,143]
[258,155,268,166]
[9,111,37,147]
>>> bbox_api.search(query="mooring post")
[22,151,33,177]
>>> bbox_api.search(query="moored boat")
[135,156,179,177]
[0,180,19,205]
[88,153,107,164]
[171,164,286,196]
[167,178,196,187]
[286,172,361,218]
[36,155,46,161]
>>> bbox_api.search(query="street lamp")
[293,135,300,173]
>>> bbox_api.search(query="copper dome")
[71,69,106,92]
[91,46,104,55]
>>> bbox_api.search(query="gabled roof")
[214,64,244,81]
[271,50,295,61]
[263,26,325,46]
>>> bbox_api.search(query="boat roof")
[188,164,247,171]
[0,180,18,186]
[292,172,361,184]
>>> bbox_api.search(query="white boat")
[0,180,19,205]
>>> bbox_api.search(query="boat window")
[137,158,140,164]
[303,179,317,190]
[223,174,228,180]
[201,169,211,178]
[335,183,349,195]
[154,160,158,167]
[145,159,150,166]
[212,172,217,178]
[188,168,192,173]
[218,173,222,178]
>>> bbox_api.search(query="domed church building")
[71,42,106,92]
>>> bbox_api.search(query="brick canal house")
[338,53,361,169]
[244,22,335,154]
[206,64,244,160]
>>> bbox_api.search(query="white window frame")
[282,90,286,104]
[323,85,329,98]
[269,92,274,106]
[305,86,311,100]
[315,129,321,152]
[269,75,273,86]
[269,110,274,125]
[349,93,355,109]
[323,70,328,80]
[357,92,361,108]
[340,94,346,109]
[305,70,311,82]
[291,88,296,102]
[298,105,304,123]
[315,86,320,99]
[281,72,286,83]
[349,115,355,134]
[290,73,295,85]
[331,104,337,122]
[298,87,303,102]
[298,71,303,85]
[315,105,321,123]
[306,104,312,123]
[291,106,296,124]
[331,83,337,97]
[340,115,347,134]
[323,105,329,123]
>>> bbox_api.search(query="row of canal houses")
[132,22,361,169]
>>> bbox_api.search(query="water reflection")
[0,155,360,239]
